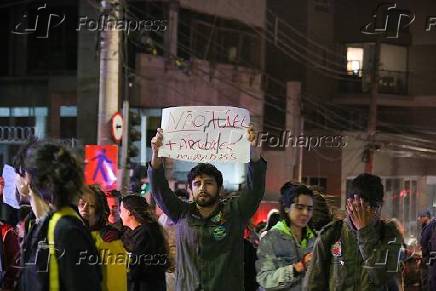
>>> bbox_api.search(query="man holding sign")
[148,123,266,291]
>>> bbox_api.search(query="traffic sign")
[84,145,119,191]
[111,112,123,143]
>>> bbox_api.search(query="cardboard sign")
[2,164,19,209]
[159,106,250,163]
[84,145,118,191]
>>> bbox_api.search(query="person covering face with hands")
[304,173,403,291]
[148,125,267,291]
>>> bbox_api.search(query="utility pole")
[119,0,130,194]
[97,0,120,145]
[364,39,380,174]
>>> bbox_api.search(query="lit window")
[346,47,364,76]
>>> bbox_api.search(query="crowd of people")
[0,126,432,291]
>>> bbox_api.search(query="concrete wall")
[134,55,263,118]
[180,0,266,28]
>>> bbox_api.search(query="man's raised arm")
[233,126,267,221]
[148,128,188,223]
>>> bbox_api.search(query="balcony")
[339,70,409,95]
[0,126,35,144]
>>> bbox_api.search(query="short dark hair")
[279,183,314,227]
[13,137,38,177]
[25,142,83,208]
[107,190,122,203]
[187,163,223,189]
[347,173,384,207]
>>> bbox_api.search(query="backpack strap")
[48,207,82,291]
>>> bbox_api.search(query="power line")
[121,3,436,156]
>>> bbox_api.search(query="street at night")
[1,0,436,290]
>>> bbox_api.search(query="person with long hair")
[256,184,315,290]
[78,184,128,291]
[120,195,168,291]
[18,142,101,291]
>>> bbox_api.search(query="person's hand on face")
[346,195,378,230]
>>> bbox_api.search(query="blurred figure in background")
[17,205,32,243]
[120,195,168,291]
[0,177,20,290]
[260,209,280,239]
[78,184,127,291]
[130,165,150,198]
[106,190,123,231]
[418,209,434,291]
[307,187,332,232]
[388,218,407,291]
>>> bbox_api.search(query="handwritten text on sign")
[159,106,250,163]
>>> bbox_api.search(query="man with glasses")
[304,173,403,291]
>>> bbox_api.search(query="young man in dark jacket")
[304,173,403,291]
[148,126,266,291]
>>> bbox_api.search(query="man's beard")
[195,192,219,207]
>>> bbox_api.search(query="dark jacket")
[20,209,101,291]
[1,224,20,289]
[304,219,402,291]
[121,223,167,291]
[420,219,436,263]
[148,158,267,291]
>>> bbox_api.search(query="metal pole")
[365,39,380,174]
[119,100,129,194]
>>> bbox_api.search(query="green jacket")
[256,221,315,290]
[304,219,402,291]
[148,158,267,291]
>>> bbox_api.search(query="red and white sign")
[84,145,118,191]
[111,112,123,143]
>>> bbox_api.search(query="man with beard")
[148,126,266,291]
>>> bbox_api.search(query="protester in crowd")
[259,209,280,239]
[0,177,20,290]
[418,209,434,290]
[148,126,266,291]
[17,142,101,291]
[13,139,50,224]
[130,165,150,197]
[17,204,32,243]
[307,187,332,232]
[158,188,189,291]
[120,195,168,291]
[106,189,123,231]
[78,184,127,291]
[304,173,403,291]
[256,184,315,290]
[388,218,407,291]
